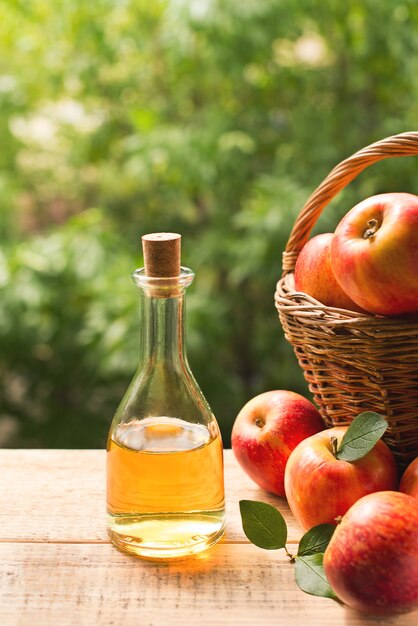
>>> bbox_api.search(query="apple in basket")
[284,413,398,530]
[331,192,418,316]
[400,456,418,499]
[231,390,325,496]
[324,491,418,615]
[294,232,365,312]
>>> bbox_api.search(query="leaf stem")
[285,547,295,562]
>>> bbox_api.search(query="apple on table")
[231,390,325,497]
[284,420,398,530]
[400,456,418,498]
[324,490,418,616]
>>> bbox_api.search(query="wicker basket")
[275,132,418,468]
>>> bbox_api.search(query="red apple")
[331,192,418,316]
[294,233,365,312]
[400,456,418,499]
[324,491,418,615]
[231,390,325,496]
[284,426,398,530]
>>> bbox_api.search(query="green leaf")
[297,524,336,557]
[336,411,388,462]
[295,554,337,599]
[239,500,287,550]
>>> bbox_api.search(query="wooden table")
[0,449,416,625]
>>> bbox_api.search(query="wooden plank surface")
[1,542,414,626]
[0,449,417,625]
[0,449,301,543]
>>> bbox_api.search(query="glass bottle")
[106,233,226,559]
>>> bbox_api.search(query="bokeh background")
[1,0,418,448]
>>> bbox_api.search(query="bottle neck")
[140,292,186,369]
[132,266,194,371]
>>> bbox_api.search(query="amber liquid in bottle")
[107,417,225,558]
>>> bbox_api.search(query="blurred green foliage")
[0,0,418,447]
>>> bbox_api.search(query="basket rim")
[275,272,418,329]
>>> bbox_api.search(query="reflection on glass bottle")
[107,233,226,559]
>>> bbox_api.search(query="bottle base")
[107,511,226,559]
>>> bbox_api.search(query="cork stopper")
[142,232,181,277]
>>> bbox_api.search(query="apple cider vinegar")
[107,417,225,558]
[106,233,226,559]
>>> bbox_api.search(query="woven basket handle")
[282,131,418,275]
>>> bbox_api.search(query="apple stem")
[363,218,379,240]
[330,435,339,457]
[254,418,264,429]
